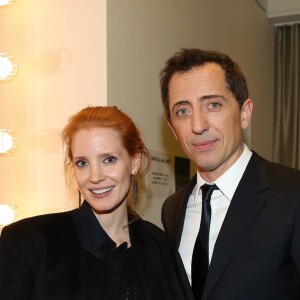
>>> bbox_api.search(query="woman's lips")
[90,186,114,198]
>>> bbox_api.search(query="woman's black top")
[0,201,187,299]
[118,247,145,300]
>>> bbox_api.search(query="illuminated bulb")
[0,205,15,226]
[0,53,17,80]
[0,131,13,153]
[0,129,18,155]
[0,0,14,7]
[0,55,14,79]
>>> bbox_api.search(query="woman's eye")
[75,160,88,167]
[103,156,117,165]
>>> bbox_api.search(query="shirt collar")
[195,144,252,203]
[73,201,120,259]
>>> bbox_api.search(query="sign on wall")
[146,149,175,198]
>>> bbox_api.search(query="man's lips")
[191,139,217,150]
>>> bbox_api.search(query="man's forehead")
[169,65,226,98]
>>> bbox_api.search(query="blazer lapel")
[164,175,197,300]
[175,174,197,249]
[163,175,197,253]
[202,153,269,300]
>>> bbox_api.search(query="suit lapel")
[202,153,269,300]
[165,175,197,253]
[176,175,197,249]
[165,175,197,300]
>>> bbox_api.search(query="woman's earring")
[133,175,138,203]
[78,190,82,207]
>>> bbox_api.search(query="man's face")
[168,63,252,182]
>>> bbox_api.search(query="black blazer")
[162,152,300,300]
[0,202,185,300]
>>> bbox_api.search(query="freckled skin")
[168,63,253,182]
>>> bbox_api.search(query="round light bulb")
[0,0,14,7]
[0,53,17,80]
[0,131,14,153]
[0,205,15,226]
[0,56,13,79]
[0,129,18,155]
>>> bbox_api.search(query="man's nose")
[191,109,208,134]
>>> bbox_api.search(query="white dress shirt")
[178,144,252,284]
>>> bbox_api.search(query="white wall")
[0,0,107,219]
[107,0,274,227]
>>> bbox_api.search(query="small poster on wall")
[146,149,175,197]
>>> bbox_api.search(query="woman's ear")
[131,153,141,175]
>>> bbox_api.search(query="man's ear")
[241,98,253,129]
[167,119,179,141]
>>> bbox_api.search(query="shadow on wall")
[34,48,72,77]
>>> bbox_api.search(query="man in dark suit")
[159,48,300,300]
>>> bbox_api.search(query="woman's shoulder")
[137,218,163,232]
[1,209,76,242]
[130,217,165,244]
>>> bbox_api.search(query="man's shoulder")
[251,151,300,180]
[166,182,191,202]
[248,152,300,197]
[163,176,196,215]
[166,175,196,202]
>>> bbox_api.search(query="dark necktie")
[191,183,218,299]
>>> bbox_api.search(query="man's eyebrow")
[199,94,226,101]
[171,100,191,112]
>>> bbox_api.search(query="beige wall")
[107,0,274,227]
[0,0,107,219]
[0,1,275,228]
[268,0,300,18]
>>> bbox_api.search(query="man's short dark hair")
[159,48,249,120]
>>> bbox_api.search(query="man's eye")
[209,102,221,109]
[176,108,190,116]
[103,156,117,165]
[75,160,88,167]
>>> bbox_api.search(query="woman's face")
[71,127,140,215]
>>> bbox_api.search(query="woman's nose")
[89,166,105,184]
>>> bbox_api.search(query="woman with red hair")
[0,106,186,300]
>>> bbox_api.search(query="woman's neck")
[94,207,131,247]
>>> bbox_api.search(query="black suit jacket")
[0,202,185,300]
[162,152,300,300]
